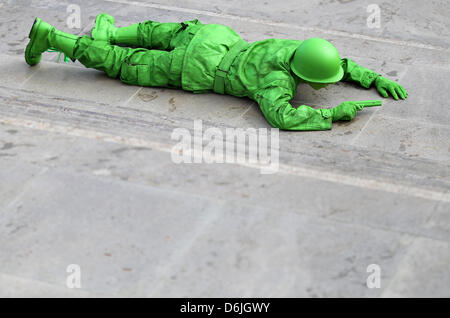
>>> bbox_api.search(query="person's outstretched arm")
[254,85,332,131]
[254,85,363,131]
[341,58,408,100]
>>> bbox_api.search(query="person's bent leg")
[91,13,200,50]
[25,17,131,74]
[26,18,183,87]
[74,36,137,79]
[133,21,185,49]
[113,21,185,49]
[76,35,184,88]
[119,46,184,88]
[76,37,184,87]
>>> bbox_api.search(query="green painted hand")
[331,101,364,122]
[375,76,408,100]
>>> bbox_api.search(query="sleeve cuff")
[320,109,333,130]
[320,108,332,119]
[361,71,380,88]
[342,58,380,88]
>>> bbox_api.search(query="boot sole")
[25,18,42,66]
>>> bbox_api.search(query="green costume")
[25,14,408,131]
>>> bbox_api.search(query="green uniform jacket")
[174,22,376,131]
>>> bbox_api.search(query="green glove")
[331,101,364,122]
[374,76,408,100]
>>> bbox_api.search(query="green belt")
[213,39,249,94]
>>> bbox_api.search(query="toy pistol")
[351,100,383,108]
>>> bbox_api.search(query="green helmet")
[290,38,344,83]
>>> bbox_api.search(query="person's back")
[227,38,302,99]
[178,22,243,93]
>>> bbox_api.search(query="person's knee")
[73,35,93,59]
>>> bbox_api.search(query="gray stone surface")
[423,202,450,241]
[377,65,450,126]
[382,237,450,297]
[351,114,450,162]
[0,54,38,87]
[0,273,92,297]
[154,206,413,297]
[126,87,253,127]
[0,0,449,297]
[23,62,141,106]
[0,166,223,296]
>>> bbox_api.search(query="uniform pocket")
[137,64,151,86]
[167,47,184,87]
[120,60,139,86]
[120,55,152,87]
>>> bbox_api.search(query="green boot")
[91,13,140,46]
[25,18,79,66]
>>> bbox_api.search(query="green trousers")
[74,20,197,89]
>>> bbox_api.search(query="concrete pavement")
[0,0,449,297]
